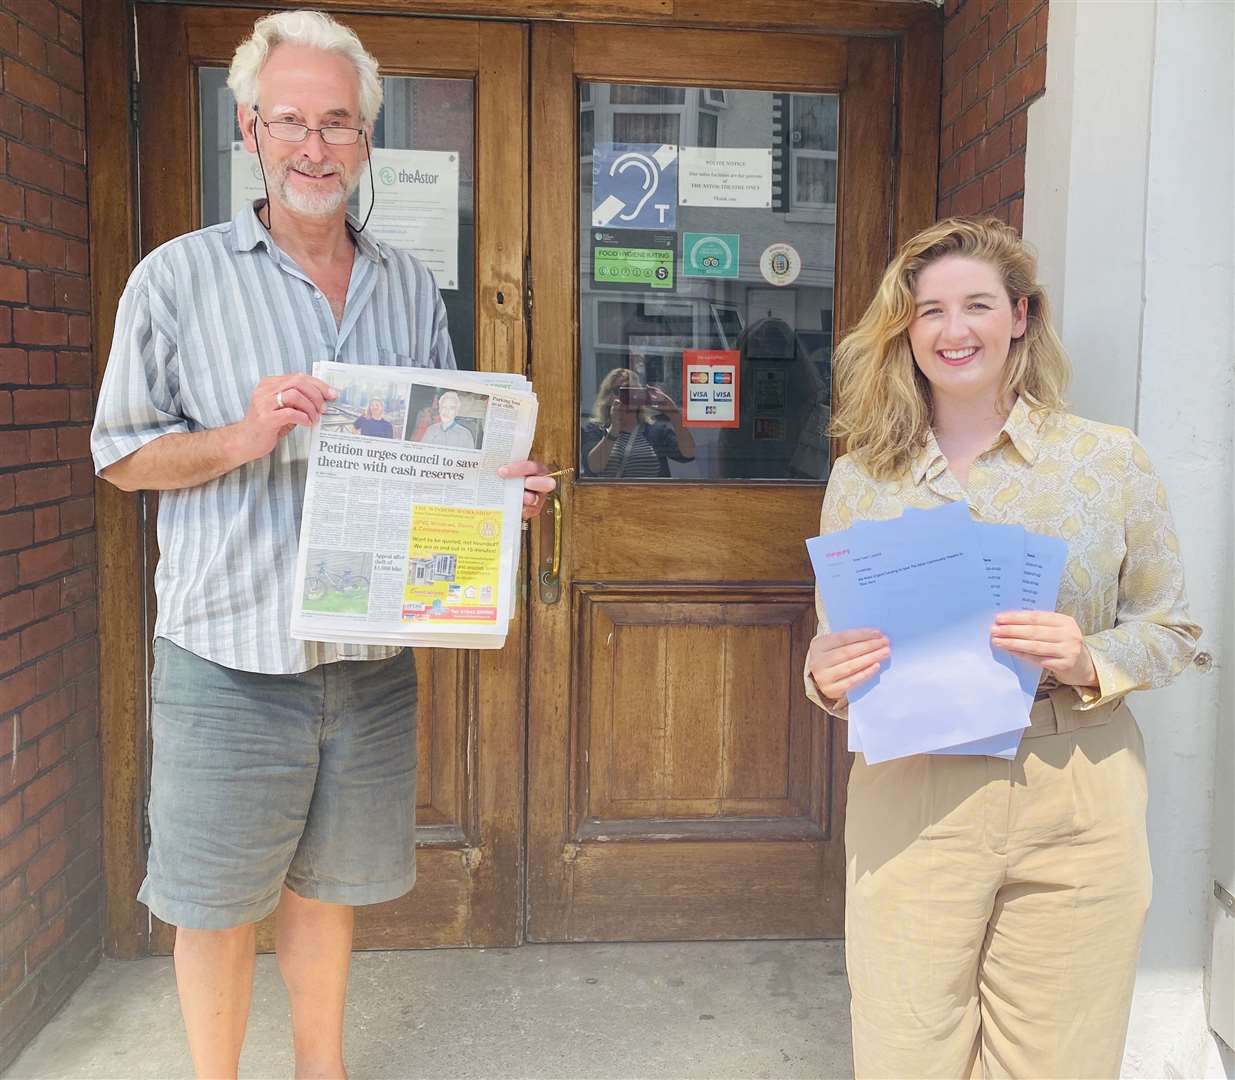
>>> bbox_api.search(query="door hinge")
[129,77,141,130]
[142,798,151,848]
[523,254,534,320]
[1218,881,1235,916]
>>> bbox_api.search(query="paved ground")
[8,940,854,1079]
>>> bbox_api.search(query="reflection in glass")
[790,95,839,210]
[614,113,680,144]
[697,111,719,147]
[609,86,687,106]
[197,68,476,369]
[580,110,595,158]
[794,157,838,206]
[791,94,839,150]
[578,84,839,481]
[581,368,696,479]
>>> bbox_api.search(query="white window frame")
[579,81,595,164]
[588,295,741,353]
[696,105,720,147]
[594,84,703,149]
[787,95,838,223]
[609,104,685,148]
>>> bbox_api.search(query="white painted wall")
[1210,6,1235,1057]
[1024,1,1234,1076]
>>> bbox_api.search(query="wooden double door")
[123,2,937,953]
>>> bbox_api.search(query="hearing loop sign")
[592,143,679,230]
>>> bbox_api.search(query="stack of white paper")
[807,500,1067,763]
[290,362,538,651]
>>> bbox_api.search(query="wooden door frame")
[86,0,940,959]
[133,4,528,958]
[87,0,145,961]
[85,0,532,958]
[525,21,931,943]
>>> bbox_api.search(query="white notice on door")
[230,142,267,216]
[678,147,772,208]
[360,148,461,290]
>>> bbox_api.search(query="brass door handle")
[538,485,562,604]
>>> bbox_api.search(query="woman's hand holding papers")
[807,629,891,701]
[991,611,1099,689]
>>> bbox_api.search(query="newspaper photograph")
[290,361,538,650]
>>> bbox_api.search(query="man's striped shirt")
[91,202,456,674]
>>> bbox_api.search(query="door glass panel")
[579,83,838,481]
[197,68,476,369]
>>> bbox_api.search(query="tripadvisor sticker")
[683,232,740,279]
[591,228,676,291]
[759,242,802,287]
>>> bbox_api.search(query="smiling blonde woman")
[806,217,1201,1079]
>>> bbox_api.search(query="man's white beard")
[267,155,364,216]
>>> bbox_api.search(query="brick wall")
[938,0,1049,230]
[0,0,102,1068]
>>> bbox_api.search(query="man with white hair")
[91,10,553,1077]
[420,389,477,449]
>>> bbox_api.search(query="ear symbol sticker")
[611,152,659,222]
[592,143,679,230]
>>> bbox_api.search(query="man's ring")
[275,389,285,409]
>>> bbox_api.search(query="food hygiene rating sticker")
[591,229,676,291]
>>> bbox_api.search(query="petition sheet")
[813,507,1020,759]
[845,507,1026,763]
[920,516,1029,758]
[812,503,1021,763]
[810,504,1069,762]
[943,528,1067,753]
[1021,531,1068,612]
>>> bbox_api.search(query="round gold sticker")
[759,243,802,287]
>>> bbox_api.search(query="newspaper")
[290,361,538,650]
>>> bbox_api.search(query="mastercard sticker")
[681,349,740,428]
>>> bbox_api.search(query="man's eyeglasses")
[253,107,365,146]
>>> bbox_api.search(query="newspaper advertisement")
[290,361,538,650]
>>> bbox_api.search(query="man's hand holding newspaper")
[498,459,557,520]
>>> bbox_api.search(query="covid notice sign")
[682,349,740,428]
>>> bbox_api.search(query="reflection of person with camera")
[582,367,695,478]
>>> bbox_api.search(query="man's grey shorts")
[140,638,418,930]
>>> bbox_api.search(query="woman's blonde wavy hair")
[831,217,1070,480]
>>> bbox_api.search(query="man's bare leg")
[276,886,354,1079]
[173,923,258,1079]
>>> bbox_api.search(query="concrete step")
[9,940,853,1079]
